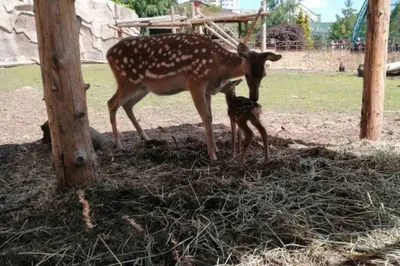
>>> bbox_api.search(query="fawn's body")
[220,79,269,163]
[106,33,281,160]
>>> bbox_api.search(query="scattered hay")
[1,124,400,265]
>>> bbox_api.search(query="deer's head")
[237,43,282,102]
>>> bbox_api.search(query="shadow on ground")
[1,123,400,266]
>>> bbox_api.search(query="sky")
[239,0,366,22]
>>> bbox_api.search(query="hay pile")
[1,124,400,266]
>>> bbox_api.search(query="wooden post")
[34,0,98,188]
[261,0,267,52]
[190,2,196,33]
[360,0,391,140]
[170,6,176,34]
[195,7,203,34]
[114,4,122,40]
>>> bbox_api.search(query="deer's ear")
[263,52,282,62]
[237,43,249,59]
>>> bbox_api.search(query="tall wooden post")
[114,4,122,40]
[170,6,176,34]
[34,0,98,188]
[360,0,391,140]
[191,3,196,33]
[261,0,267,52]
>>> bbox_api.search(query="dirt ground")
[1,86,400,265]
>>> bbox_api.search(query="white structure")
[280,0,321,22]
[221,0,240,9]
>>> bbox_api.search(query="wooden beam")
[116,15,187,24]
[260,0,267,52]
[117,12,269,28]
[243,8,263,44]
[360,0,391,140]
[108,24,135,37]
[33,0,97,188]
[203,24,237,49]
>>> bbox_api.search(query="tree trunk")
[34,0,98,188]
[360,0,391,140]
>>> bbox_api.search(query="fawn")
[219,79,270,163]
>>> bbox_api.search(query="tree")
[329,0,357,40]
[113,0,177,18]
[296,9,313,47]
[266,0,299,27]
[390,1,400,40]
[33,0,98,188]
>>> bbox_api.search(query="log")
[41,121,107,151]
[34,0,98,188]
[108,24,135,37]
[116,15,187,25]
[360,0,391,140]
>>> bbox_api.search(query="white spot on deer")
[165,44,170,51]
[134,48,138,53]
[121,71,126,77]
[144,43,148,49]
[128,78,135,83]
[159,48,163,54]
[201,48,206,53]
[128,64,132,68]
[166,72,176,77]
[202,59,207,65]
[123,57,128,64]
[194,49,199,54]
[132,68,137,73]
[118,49,122,55]
[131,40,136,46]
[209,59,213,63]
[120,64,125,69]
[129,58,134,64]
[181,55,190,61]
[204,69,210,75]
[157,63,161,68]
[139,74,144,79]
[139,44,142,49]
[138,65,143,69]
[116,65,120,71]
[147,48,151,53]
[113,48,118,54]
[176,58,181,63]
[171,54,176,59]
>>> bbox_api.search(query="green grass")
[1,65,399,113]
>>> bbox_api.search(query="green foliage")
[329,0,357,40]
[266,0,299,28]
[390,1,400,40]
[296,9,313,47]
[113,0,177,18]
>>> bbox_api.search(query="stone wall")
[268,50,400,72]
[0,0,139,63]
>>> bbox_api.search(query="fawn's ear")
[232,79,243,86]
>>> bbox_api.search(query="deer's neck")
[219,51,244,79]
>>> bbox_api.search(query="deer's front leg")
[190,87,217,161]
[206,92,218,153]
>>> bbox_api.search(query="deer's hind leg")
[122,89,150,141]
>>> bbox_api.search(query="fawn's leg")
[206,92,218,153]
[250,116,270,161]
[230,116,237,157]
[190,86,217,160]
[122,89,150,141]
[237,120,254,163]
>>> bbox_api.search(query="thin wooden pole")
[360,0,391,140]
[33,0,97,188]
[195,7,203,34]
[243,7,263,44]
[170,6,176,34]
[114,4,122,40]
[190,2,196,33]
[261,0,267,52]
[203,24,236,49]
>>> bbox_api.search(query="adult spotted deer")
[106,33,282,160]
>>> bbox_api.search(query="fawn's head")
[220,79,243,96]
[237,43,282,102]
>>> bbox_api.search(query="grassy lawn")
[1,65,399,113]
